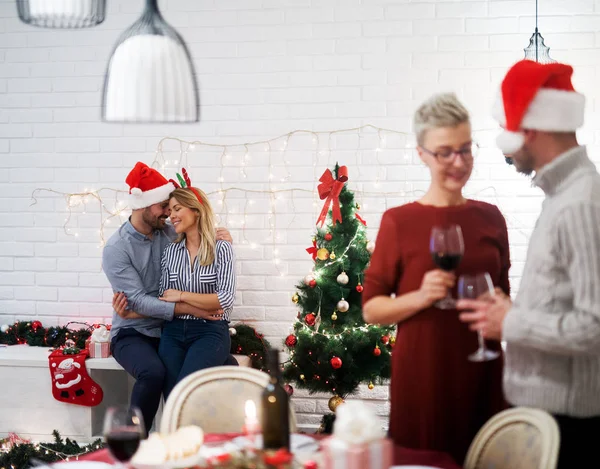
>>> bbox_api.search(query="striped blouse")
[159,239,236,322]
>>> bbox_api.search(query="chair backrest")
[160,366,298,434]
[464,407,560,469]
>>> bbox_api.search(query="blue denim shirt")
[102,220,176,340]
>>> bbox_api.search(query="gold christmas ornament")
[316,248,330,260]
[336,271,349,285]
[337,298,350,313]
[356,203,361,210]
[331,312,338,320]
[330,251,336,260]
[390,336,396,346]
[366,240,376,254]
[368,382,375,390]
[292,293,299,304]
[328,395,345,412]
[300,374,305,380]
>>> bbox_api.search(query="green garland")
[0,431,103,469]
[0,321,270,370]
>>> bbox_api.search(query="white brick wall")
[1,0,600,430]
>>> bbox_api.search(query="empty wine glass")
[430,225,464,309]
[458,272,500,362]
[104,406,144,465]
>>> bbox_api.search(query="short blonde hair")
[170,188,216,266]
[413,92,470,146]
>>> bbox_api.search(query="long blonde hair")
[170,187,217,266]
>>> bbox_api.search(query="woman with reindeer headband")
[157,168,237,399]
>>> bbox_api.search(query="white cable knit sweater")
[503,145,600,417]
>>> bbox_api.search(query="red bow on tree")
[316,166,348,227]
[306,239,318,260]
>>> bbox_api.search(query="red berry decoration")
[31,320,43,332]
[309,279,317,288]
[373,346,381,356]
[330,356,342,369]
[305,313,316,326]
[381,335,390,345]
[285,334,297,347]
[356,283,364,293]
[324,233,333,241]
[284,384,294,396]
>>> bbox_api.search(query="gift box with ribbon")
[321,401,392,469]
[87,325,111,358]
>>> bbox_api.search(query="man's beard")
[511,148,535,176]
[142,209,167,230]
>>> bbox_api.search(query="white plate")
[231,433,319,453]
[53,463,113,469]
[391,466,442,469]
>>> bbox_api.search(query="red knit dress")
[363,200,510,465]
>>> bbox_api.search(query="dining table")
[78,432,462,469]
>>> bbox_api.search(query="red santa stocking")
[48,348,103,407]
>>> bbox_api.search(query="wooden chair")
[464,407,560,469]
[160,366,298,434]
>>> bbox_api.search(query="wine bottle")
[261,348,290,451]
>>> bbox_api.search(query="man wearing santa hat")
[458,60,600,468]
[102,162,233,432]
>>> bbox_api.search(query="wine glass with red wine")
[458,272,500,362]
[430,225,464,309]
[104,406,144,465]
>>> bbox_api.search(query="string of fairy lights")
[29,125,533,273]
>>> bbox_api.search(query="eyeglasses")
[420,142,479,165]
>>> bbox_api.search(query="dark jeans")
[554,414,600,469]
[158,319,233,400]
[110,328,165,434]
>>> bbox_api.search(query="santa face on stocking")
[48,349,103,407]
[53,357,82,391]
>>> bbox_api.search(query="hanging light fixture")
[523,0,556,63]
[102,0,199,123]
[16,0,106,28]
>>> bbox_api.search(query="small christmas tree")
[283,164,395,427]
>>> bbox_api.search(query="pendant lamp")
[102,0,199,123]
[16,0,106,28]
[523,0,556,63]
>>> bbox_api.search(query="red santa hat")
[492,60,585,154]
[125,162,175,210]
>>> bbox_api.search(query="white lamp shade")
[103,34,198,123]
[17,0,105,28]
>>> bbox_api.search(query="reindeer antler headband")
[169,168,203,204]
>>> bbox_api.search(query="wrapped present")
[321,401,392,469]
[88,325,111,358]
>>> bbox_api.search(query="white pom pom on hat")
[496,131,525,155]
[131,187,143,197]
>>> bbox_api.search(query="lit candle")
[243,400,260,435]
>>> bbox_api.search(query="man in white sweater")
[458,60,600,469]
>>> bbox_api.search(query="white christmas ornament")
[366,241,376,254]
[229,327,237,336]
[337,298,350,313]
[1,324,9,333]
[304,273,315,285]
[336,272,349,285]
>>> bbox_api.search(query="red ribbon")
[306,239,318,260]
[316,166,348,227]
[355,213,367,226]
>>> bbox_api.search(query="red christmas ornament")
[304,461,318,469]
[31,320,43,332]
[284,384,294,396]
[285,334,297,347]
[324,233,333,241]
[305,313,316,326]
[381,335,390,345]
[356,283,364,293]
[373,346,381,356]
[330,356,342,369]
[309,279,317,288]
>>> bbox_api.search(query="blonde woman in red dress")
[362,93,510,465]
